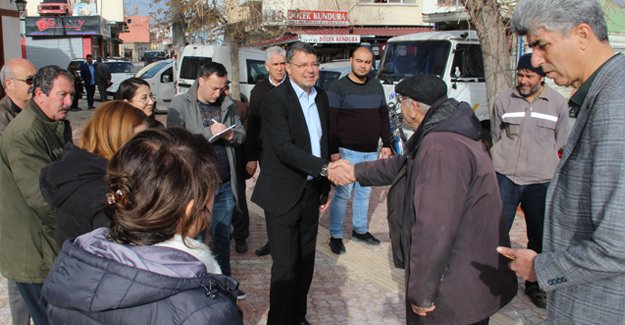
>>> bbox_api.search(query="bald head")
[0,58,37,109]
[349,47,375,82]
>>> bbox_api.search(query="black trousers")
[266,180,321,325]
[85,84,96,108]
[231,173,250,241]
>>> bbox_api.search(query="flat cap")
[395,75,447,106]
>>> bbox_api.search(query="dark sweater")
[327,76,391,153]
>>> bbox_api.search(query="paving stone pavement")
[0,104,546,324]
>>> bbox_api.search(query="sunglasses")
[13,76,35,86]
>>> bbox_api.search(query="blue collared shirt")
[290,80,322,179]
[88,64,95,85]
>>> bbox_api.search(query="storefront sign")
[299,34,361,43]
[287,10,349,26]
[25,16,110,37]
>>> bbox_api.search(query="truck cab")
[176,45,267,102]
[378,30,489,130]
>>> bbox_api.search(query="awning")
[256,26,432,46]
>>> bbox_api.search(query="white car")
[107,59,175,113]
[104,59,135,93]
[316,59,379,90]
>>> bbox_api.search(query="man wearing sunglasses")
[0,57,37,325]
[0,58,36,135]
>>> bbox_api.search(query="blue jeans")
[211,182,234,276]
[329,148,377,238]
[497,173,547,253]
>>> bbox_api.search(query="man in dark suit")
[251,42,343,325]
[79,54,96,109]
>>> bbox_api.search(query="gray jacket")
[535,53,625,324]
[490,85,569,185]
[167,81,245,203]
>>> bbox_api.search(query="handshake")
[327,160,356,186]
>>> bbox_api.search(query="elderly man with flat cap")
[333,75,517,325]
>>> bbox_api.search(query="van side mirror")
[162,75,171,83]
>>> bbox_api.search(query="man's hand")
[209,121,234,141]
[379,147,392,159]
[330,153,341,162]
[327,160,355,186]
[246,161,258,177]
[497,246,538,282]
[320,196,332,213]
[411,303,436,316]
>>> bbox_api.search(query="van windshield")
[378,40,451,83]
[137,61,170,79]
[180,56,213,80]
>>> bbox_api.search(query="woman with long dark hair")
[116,77,164,128]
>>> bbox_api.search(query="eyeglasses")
[289,62,320,69]
[135,93,157,104]
[13,76,34,86]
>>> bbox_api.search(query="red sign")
[287,10,349,26]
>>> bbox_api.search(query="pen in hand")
[211,118,219,125]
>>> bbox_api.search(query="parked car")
[104,59,136,89]
[38,0,72,16]
[316,59,379,90]
[107,59,175,113]
[143,51,167,65]
[68,58,85,78]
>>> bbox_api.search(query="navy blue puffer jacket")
[43,240,243,325]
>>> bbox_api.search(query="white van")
[176,45,268,102]
[378,30,489,129]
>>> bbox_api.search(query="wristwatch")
[319,163,329,177]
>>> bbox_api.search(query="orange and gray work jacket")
[490,85,569,185]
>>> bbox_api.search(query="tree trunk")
[171,9,186,84]
[225,29,242,101]
[462,0,513,115]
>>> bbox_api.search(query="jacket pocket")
[536,118,557,130]
[503,120,522,138]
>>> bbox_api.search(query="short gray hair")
[0,64,13,89]
[32,65,74,96]
[265,46,286,64]
[286,42,316,63]
[511,0,608,41]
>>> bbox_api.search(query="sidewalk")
[231,183,547,325]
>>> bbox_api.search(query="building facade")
[23,0,125,69]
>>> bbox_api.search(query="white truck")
[377,30,490,131]
[176,45,268,102]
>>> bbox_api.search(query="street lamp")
[14,0,27,15]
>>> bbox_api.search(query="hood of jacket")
[39,143,107,208]
[43,228,238,313]
[405,98,482,155]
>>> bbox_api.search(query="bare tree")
[460,0,516,114]
[152,0,277,101]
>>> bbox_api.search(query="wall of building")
[263,0,425,26]
[2,16,21,60]
[0,0,22,65]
